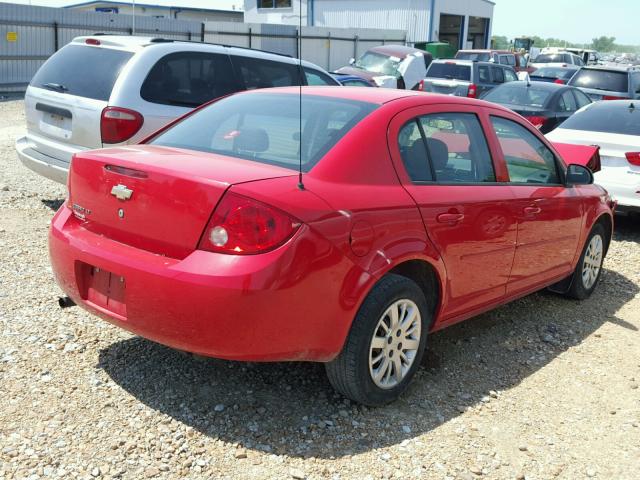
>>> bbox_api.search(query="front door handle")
[437,213,465,224]
[523,206,542,215]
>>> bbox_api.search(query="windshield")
[533,54,569,63]
[455,52,490,62]
[426,62,471,81]
[560,103,640,135]
[569,69,629,93]
[354,51,401,76]
[483,84,553,108]
[30,45,133,101]
[150,93,378,172]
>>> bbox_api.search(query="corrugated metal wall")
[1,3,406,93]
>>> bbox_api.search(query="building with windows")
[244,0,494,48]
[66,1,244,23]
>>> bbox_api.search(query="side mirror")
[349,57,356,65]
[566,164,594,186]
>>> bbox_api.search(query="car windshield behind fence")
[426,63,471,81]
[569,69,629,93]
[355,52,401,76]
[150,93,378,171]
[484,84,552,107]
[30,45,133,101]
[560,103,640,135]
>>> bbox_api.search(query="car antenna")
[296,6,305,191]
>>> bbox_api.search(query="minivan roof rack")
[147,37,293,59]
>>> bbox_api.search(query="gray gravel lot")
[1,99,639,480]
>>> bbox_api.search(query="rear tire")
[565,223,606,300]
[325,274,429,406]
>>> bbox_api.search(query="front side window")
[258,0,292,8]
[491,116,560,184]
[399,113,495,183]
[150,93,377,172]
[304,68,336,86]
[232,56,301,90]
[141,52,236,107]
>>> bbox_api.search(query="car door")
[487,113,584,295]
[388,105,518,322]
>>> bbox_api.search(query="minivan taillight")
[626,152,640,166]
[198,192,300,255]
[467,83,477,98]
[101,107,144,144]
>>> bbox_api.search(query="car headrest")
[427,138,449,170]
[234,128,269,153]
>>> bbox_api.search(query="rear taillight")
[100,107,144,144]
[553,78,566,84]
[603,95,626,100]
[626,152,640,166]
[524,115,547,129]
[85,38,101,46]
[467,83,477,98]
[417,79,425,91]
[198,192,300,255]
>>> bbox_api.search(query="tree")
[491,35,510,50]
[591,36,616,52]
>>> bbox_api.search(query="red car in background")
[49,87,613,406]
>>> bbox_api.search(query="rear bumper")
[15,136,70,184]
[49,207,361,362]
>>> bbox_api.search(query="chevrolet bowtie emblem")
[110,184,133,201]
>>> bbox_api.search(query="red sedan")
[49,87,614,406]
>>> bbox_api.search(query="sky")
[4,0,639,46]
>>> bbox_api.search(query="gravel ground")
[1,99,639,480]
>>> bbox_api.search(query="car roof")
[368,44,424,58]
[579,99,638,113]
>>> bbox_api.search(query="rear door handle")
[437,213,465,224]
[523,206,542,215]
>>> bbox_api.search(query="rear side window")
[141,52,236,107]
[478,66,490,83]
[573,89,592,108]
[426,63,471,81]
[399,113,495,183]
[232,56,301,90]
[150,93,377,172]
[558,90,577,111]
[491,116,560,184]
[30,45,133,101]
[491,67,505,84]
[559,103,640,135]
[569,69,629,93]
[504,69,518,82]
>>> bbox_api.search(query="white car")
[546,100,640,212]
[16,36,338,184]
[530,52,585,70]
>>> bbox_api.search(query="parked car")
[530,52,585,69]
[15,35,339,184]
[567,65,640,100]
[529,66,580,84]
[49,86,613,406]
[331,73,375,87]
[455,49,533,74]
[334,45,432,90]
[546,100,640,212]
[419,59,518,98]
[565,48,601,65]
[481,81,592,133]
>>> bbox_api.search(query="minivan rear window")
[569,69,629,93]
[30,45,133,101]
[150,93,377,172]
[426,63,471,81]
[559,103,640,135]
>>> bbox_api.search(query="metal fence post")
[249,27,252,48]
[295,28,299,58]
[201,22,205,42]
[53,22,59,51]
[354,34,358,60]
[327,32,331,71]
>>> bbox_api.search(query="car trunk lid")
[68,145,296,259]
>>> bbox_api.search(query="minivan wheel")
[565,223,606,300]
[325,274,429,406]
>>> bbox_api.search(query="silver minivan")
[16,36,339,184]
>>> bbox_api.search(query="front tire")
[565,223,606,300]
[325,274,429,406]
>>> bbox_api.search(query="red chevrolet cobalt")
[49,87,614,406]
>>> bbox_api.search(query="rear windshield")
[559,103,640,135]
[150,93,377,171]
[569,69,629,93]
[455,52,490,62]
[426,63,471,81]
[531,67,577,80]
[483,84,553,108]
[534,54,570,63]
[30,45,133,101]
